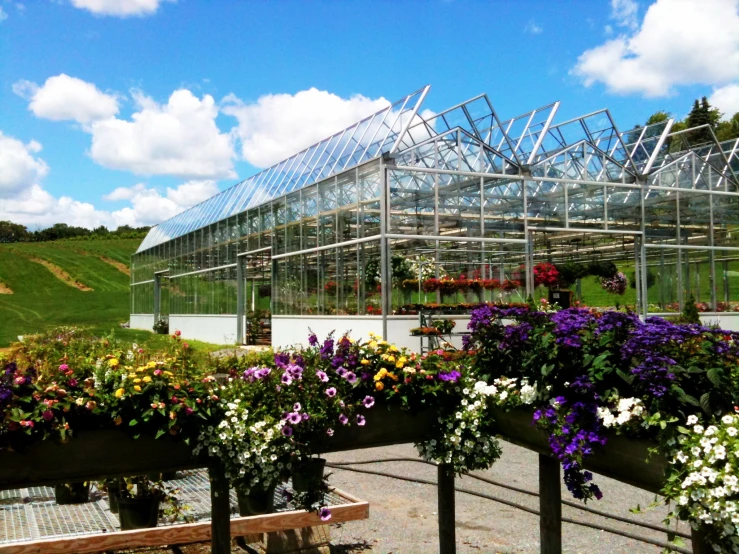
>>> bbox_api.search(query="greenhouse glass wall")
[130,85,739,348]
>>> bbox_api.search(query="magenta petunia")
[362,395,375,409]
[339,414,349,425]
[325,387,337,397]
[319,507,332,521]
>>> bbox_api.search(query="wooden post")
[437,463,456,554]
[539,454,562,554]
[691,527,712,554]
[209,461,232,554]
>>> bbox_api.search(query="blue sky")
[1,0,738,229]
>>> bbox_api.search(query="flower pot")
[162,471,178,481]
[54,482,90,504]
[106,481,121,513]
[291,458,326,492]
[118,496,161,530]
[236,483,277,516]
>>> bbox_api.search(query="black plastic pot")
[54,482,90,505]
[106,482,121,513]
[118,496,161,530]
[291,458,326,492]
[236,483,277,516]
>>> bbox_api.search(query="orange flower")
[375,381,384,391]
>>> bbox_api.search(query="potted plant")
[432,319,456,335]
[152,318,169,335]
[54,481,90,504]
[102,479,121,513]
[117,476,174,530]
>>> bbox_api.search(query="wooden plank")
[0,500,369,554]
[437,464,456,554]
[539,454,562,554]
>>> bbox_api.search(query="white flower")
[728,428,738,437]
[694,425,705,435]
[705,426,718,437]
[520,384,536,405]
[723,415,735,425]
[687,415,699,425]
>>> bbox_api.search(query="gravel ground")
[324,441,693,554]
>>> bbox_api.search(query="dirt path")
[28,257,93,291]
[100,256,130,276]
[0,281,12,294]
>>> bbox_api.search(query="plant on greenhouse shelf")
[153,319,169,334]
[501,279,521,291]
[432,319,456,335]
[599,272,628,295]
[408,256,440,282]
[422,278,440,293]
[482,278,500,290]
[533,262,560,288]
[324,281,337,295]
[410,326,442,336]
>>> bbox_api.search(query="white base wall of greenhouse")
[169,315,238,345]
[130,314,155,332]
[272,316,384,349]
[700,314,739,331]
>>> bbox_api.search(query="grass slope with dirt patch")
[0,239,140,346]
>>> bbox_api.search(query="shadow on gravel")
[330,541,373,553]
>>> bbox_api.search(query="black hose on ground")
[328,457,691,541]
[326,462,691,554]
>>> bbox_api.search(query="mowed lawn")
[0,239,139,346]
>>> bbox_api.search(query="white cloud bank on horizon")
[572,0,739,97]
[710,84,739,119]
[0,129,219,229]
[69,0,174,17]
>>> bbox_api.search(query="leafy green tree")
[0,221,30,243]
[716,112,739,142]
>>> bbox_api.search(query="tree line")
[639,96,739,146]
[0,221,151,243]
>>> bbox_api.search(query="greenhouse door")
[237,247,272,345]
[526,229,646,314]
[153,269,170,326]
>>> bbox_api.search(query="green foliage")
[0,221,150,244]
[680,293,701,324]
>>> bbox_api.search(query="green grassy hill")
[0,239,140,346]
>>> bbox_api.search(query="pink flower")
[362,396,375,409]
[356,415,366,426]
[20,420,34,428]
[319,507,332,521]
[153,369,162,376]
[339,414,349,425]
[325,387,337,398]
[42,410,54,422]
[184,407,194,415]
[59,364,69,372]
[326,428,334,436]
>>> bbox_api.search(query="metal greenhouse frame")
[130,85,739,347]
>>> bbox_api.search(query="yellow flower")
[369,341,378,349]
[389,345,399,353]
[373,368,387,381]
[378,340,388,346]
[375,381,384,391]
[388,372,399,382]
[133,378,142,384]
[108,358,119,368]
[360,359,370,366]
[114,388,125,398]
[398,356,407,364]
[147,361,157,369]
[133,385,141,392]
[387,355,395,363]
[163,371,173,377]
[142,376,152,383]
[395,361,404,369]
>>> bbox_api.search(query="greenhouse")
[130,85,739,347]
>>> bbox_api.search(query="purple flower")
[336,367,347,377]
[308,333,319,346]
[243,368,257,382]
[326,428,334,436]
[293,402,301,412]
[438,370,461,383]
[316,370,329,382]
[59,364,69,372]
[42,410,54,421]
[281,373,293,386]
[281,426,293,437]
[274,352,290,369]
[287,412,302,424]
[319,507,332,521]
[339,414,349,425]
[344,372,357,384]
[256,367,271,379]
[363,395,375,409]
[325,387,337,398]
[301,412,310,421]
[356,415,366,426]
[320,337,335,360]
[68,378,78,387]
[286,364,304,380]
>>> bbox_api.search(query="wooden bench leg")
[438,463,456,554]
[691,527,712,554]
[539,454,562,554]
[210,461,232,554]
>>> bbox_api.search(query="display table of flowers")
[3,311,739,553]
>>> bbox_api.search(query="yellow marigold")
[395,361,404,369]
[387,355,395,363]
[369,341,378,349]
[389,345,399,352]
[387,372,399,382]
[133,385,142,392]
[142,376,152,383]
[114,388,125,398]
[163,371,173,377]
[360,359,371,366]
[373,368,387,381]
[378,340,387,346]
[108,359,119,368]
[133,378,142,384]
[375,381,384,391]
[147,361,157,369]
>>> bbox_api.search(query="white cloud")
[572,0,739,97]
[13,74,119,125]
[710,83,739,118]
[0,185,113,229]
[89,89,236,179]
[222,88,390,168]
[108,180,219,227]
[0,7,8,22]
[0,132,49,197]
[69,0,174,17]
[611,0,639,29]
[524,19,543,34]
